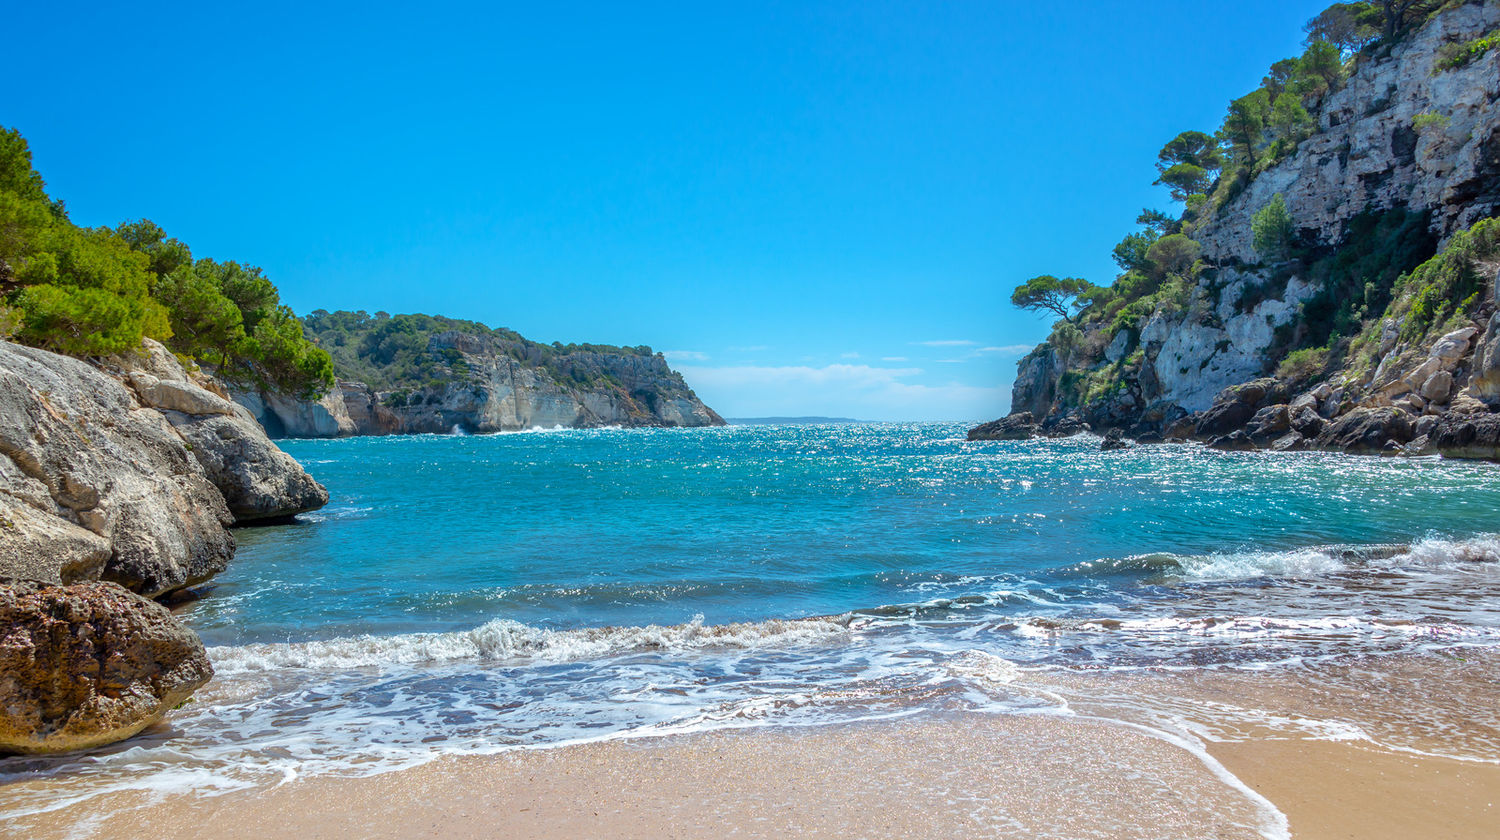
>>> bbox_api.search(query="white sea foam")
[210,613,855,673]
[1154,534,1500,582]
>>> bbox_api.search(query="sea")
[5,422,1500,833]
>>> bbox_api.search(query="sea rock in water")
[967,412,1040,441]
[0,341,234,598]
[1099,428,1129,451]
[1314,407,1415,454]
[0,580,212,755]
[1427,411,1500,459]
[1207,430,1257,452]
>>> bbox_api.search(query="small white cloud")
[841,352,861,359]
[663,350,710,362]
[881,356,908,362]
[979,345,1035,355]
[913,339,978,347]
[937,358,966,364]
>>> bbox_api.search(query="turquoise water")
[6,422,1500,825]
[204,422,1499,645]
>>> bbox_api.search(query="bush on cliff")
[0,127,333,398]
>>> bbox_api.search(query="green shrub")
[1411,112,1451,132]
[1252,194,1294,260]
[1436,29,1500,72]
[1276,346,1330,381]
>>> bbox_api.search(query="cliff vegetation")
[0,128,334,399]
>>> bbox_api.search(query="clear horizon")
[8,1,1325,420]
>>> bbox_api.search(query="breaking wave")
[210,613,856,674]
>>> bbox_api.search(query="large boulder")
[0,342,234,598]
[110,341,330,523]
[164,412,329,521]
[1313,407,1416,454]
[1427,411,1500,459]
[1195,378,1285,438]
[0,580,212,755]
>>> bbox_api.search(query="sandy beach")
[9,675,1497,840]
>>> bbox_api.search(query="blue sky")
[8,1,1326,420]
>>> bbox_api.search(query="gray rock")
[1420,370,1454,403]
[163,412,329,522]
[129,373,237,417]
[1270,432,1306,452]
[0,341,234,598]
[114,342,329,524]
[1247,404,1291,442]
[1313,407,1416,454]
[1207,430,1258,452]
[0,492,110,585]
[1428,411,1500,459]
[1099,428,1130,451]
[1195,2,1500,262]
[0,580,212,755]
[1467,311,1500,404]
[1290,405,1327,438]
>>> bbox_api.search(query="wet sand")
[8,653,1499,839]
[9,714,1277,840]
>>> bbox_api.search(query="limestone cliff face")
[238,330,724,437]
[1200,2,1500,263]
[986,4,1500,459]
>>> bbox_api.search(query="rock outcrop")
[103,341,330,522]
[237,328,725,437]
[0,341,234,598]
[0,580,212,754]
[1198,3,1500,263]
[0,337,329,753]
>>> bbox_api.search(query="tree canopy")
[1010,276,1095,323]
[0,126,333,398]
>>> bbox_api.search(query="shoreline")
[9,701,1498,839]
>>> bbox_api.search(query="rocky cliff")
[976,2,1500,460]
[0,338,327,753]
[237,314,725,437]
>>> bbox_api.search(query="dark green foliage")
[0,125,331,396]
[1112,230,1159,273]
[1155,131,1224,200]
[1305,3,1381,54]
[303,310,655,393]
[1252,194,1295,260]
[1136,209,1176,236]
[1387,217,1499,340]
[1144,234,1201,281]
[1297,208,1436,350]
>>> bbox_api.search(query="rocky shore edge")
[970,320,1500,459]
[0,338,326,754]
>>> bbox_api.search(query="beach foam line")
[210,613,855,673]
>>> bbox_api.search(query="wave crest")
[210,613,854,674]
